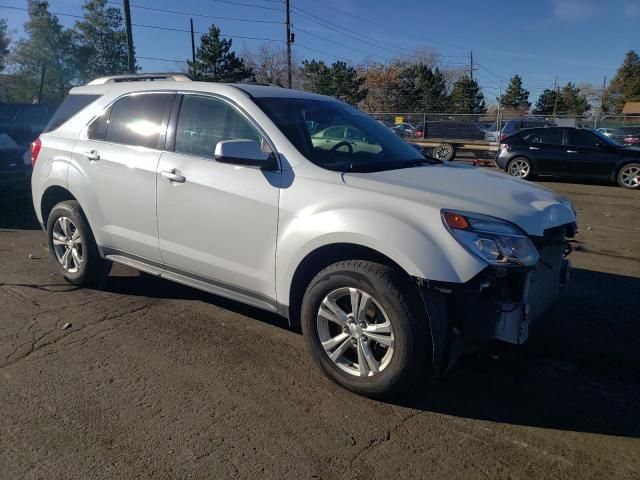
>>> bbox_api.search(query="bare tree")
[241,42,301,88]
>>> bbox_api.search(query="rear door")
[564,129,617,176]
[521,128,566,173]
[72,92,175,262]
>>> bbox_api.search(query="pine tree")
[189,24,253,83]
[557,82,590,115]
[449,75,486,114]
[606,50,640,113]
[396,64,449,112]
[11,1,78,103]
[0,18,9,72]
[499,75,530,111]
[532,89,558,115]
[301,60,366,105]
[75,0,129,82]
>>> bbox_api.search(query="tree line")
[1,0,638,117]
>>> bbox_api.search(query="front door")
[156,94,281,301]
[565,129,617,176]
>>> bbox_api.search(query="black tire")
[301,260,430,398]
[616,162,640,189]
[432,143,456,161]
[46,200,111,286]
[507,156,534,179]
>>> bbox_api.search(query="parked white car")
[31,74,576,397]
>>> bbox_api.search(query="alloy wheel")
[316,287,394,377]
[52,216,83,273]
[509,159,530,178]
[619,165,640,188]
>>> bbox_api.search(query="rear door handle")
[83,150,100,161]
[161,169,186,183]
[566,150,578,153]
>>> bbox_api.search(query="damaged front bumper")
[419,223,574,376]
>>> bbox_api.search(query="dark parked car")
[610,126,640,146]
[0,103,50,186]
[499,118,556,141]
[414,121,485,140]
[495,127,640,189]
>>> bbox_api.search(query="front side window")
[174,95,261,159]
[104,93,174,149]
[254,97,426,172]
[567,129,604,149]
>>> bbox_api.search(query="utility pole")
[190,18,197,79]
[552,75,559,118]
[497,80,502,133]
[596,75,607,129]
[123,0,135,74]
[285,0,292,88]
[470,50,474,81]
[37,62,46,104]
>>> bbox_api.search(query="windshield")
[593,129,621,146]
[254,97,434,172]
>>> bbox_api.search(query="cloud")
[550,0,596,21]
[624,2,640,17]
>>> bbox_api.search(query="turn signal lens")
[443,212,469,229]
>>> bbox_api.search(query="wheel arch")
[611,159,640,182]
[286,243,413,329]
[40,185,78,227]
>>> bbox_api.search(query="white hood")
[344,163,576,236]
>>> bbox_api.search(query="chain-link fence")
[369,111,640,160]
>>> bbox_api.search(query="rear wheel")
[507,157,533,179]
[301,260,429,398]
[46,200,111,286]
[617,163,640,189]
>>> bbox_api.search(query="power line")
[292,8,412,59]
[107,1,284,24]
[301,0,467,51]
[294,27,387,61]
[0,5,283,42]
[209,0,282,11]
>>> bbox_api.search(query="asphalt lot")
[1,175,639,479]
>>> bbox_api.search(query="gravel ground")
[1,177,638,479]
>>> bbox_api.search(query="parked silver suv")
[31,74,576,397]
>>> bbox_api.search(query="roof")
[622,102,640,115]
[71,77,331,102]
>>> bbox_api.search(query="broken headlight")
[442,210,539,267]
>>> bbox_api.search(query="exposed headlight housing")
[442,210,539,267]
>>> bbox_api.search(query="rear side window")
[105,93,175,149]
[174,95,261,159]
[44,94,100,133]
[523,129,564,145]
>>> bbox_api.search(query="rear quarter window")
[44,94,101,133]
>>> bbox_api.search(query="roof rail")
[87,72,193,85]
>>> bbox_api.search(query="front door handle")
[529,146,539,150]
[161,169,186,183]
[83,149,100,161]
[566,150,578,153]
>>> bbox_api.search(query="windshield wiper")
[401,157,442,167]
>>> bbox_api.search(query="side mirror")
[214,140,272,168]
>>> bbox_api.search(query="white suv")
[31,74,576,397]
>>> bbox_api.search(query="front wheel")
[46,200,111,286]
[617,163,640,189]
[301,260,430,398]
[507,157,533,179]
